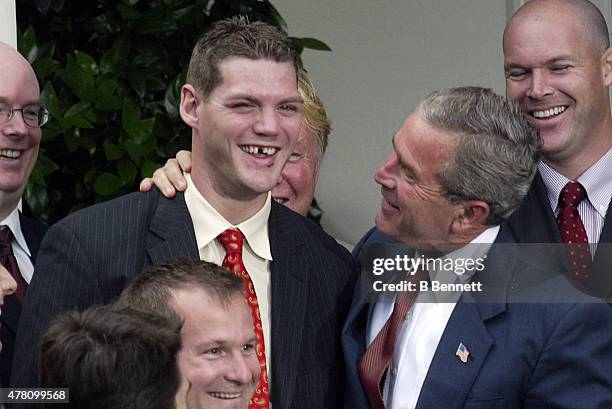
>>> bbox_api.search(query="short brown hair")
[40,304,182,409]
[118,258,243,316]
[187,16,298,98]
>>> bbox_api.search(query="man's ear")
[601,47,612,87]
[451,200,490,232]
[179,84,201,128]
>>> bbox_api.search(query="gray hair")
[417,87,540,225]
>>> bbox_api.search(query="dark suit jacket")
[0,213,47,388]
[11,190,356,409]
[507,172,612,298]
[343,227,612,409]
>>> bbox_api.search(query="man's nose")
[253,107,280,137]
[526,69,554,99]
[374,152,398,189]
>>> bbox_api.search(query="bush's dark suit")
[343,226,612,409]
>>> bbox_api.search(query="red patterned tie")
[358,268,428,409]
[218,229,270,409]
[0,225,28,303]
[556,182,592,283]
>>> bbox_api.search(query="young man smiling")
[13,18,356,409]
[140,70,349,246]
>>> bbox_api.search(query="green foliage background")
[17,0,330,224]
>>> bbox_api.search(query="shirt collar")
[0,206,31,257]
[578,148,612,217]
[416,225,499,303]
[538,148,612,218]
[184,174,272,261]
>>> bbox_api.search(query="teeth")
[0,149,21,159]
[208,392,241,399]
[273,197,287,204]
[241,145,278,156]
[532,106,566,119]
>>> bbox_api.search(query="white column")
[1,0,19,211]
[0,0,17,48]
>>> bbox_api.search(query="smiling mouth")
[0,149,22,159]
[530,105,567,119]
[240,145,279,156]
[382,197,399,210]
[208,391,242,399]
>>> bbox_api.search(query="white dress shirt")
[184,174,273,374]
[0,206,34,283]
[538,147,612,252]
[367,226,499,409]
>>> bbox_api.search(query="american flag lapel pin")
[456,342,470,363]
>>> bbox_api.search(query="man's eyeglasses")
[0,102,50,128]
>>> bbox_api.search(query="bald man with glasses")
[0,41,49,387]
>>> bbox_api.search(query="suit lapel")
[343,280,369,363]
[508,172,562,244]
[147,192,199,263]
[416,237,514,409]
[341,277,371,408]
[589,199,612,297]
[597,199,612,244]
[2,215,48,333]
[0,294,21,336]
[268,203,307,407]
[19,213,47,261]
[415,303,494,409]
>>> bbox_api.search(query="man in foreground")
[118,258,259,409]
[344,87,612,409]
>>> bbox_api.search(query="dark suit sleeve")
[352,226,398,258]
[11,220,105,389]
[524,303,612,408]
[1,216,46,388]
